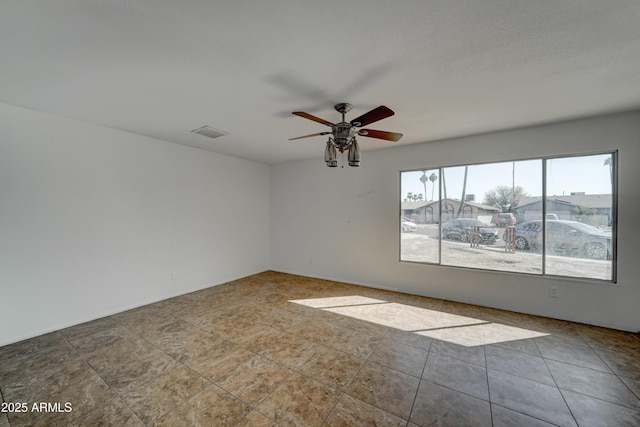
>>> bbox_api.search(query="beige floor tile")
[423,352,489,400]
[325,327,382,359]
[297,347,364,391]
[535,337,612,372]
[410,380,491,427]
[257,309,306,333]
[347,362,420,419]
[119,363,208,424]
[546,359,640,410]
[257,373,341,427]
[5,374,116,427]
[260,333,321,369]
[207,315,261,341]
[111,308,177,335]
[185,340,255,382]
[383,329,433,351]
[289,318,343,345]
[561,389,640,427]
[490,336,541,356]
[142,319,225,362]
[368,340,428,377]
[428,339,486,366]
[235,410,280,426]
[593,347,640,380]
[325,394,407,426]
[485,345,554,385]
[154,385,251,427]
[214,355,293,405]
[229,324,287,353]
[68,396,145,427]
[621,376,640,399]
[491,404,557,427]
[488,369,577,427]
[83,336,159,372]
[93,349,178,392]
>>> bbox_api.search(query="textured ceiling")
[2,1,640,164]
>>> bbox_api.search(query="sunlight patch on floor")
[290,296,548,347]
[416,322,548,346]
[289,295,388,308]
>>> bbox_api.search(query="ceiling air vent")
[190,126,228,140]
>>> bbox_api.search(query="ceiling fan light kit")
[324,140,338,167]
[290,103,403,167]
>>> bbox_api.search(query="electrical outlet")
[170,271,178,281]
[549,286,559,298]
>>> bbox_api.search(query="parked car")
[402,216,416,223]
[504,220,611,259]
[494,212,516,226]
[442,218,498,244]
[401,218,417,233]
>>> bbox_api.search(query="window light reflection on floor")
[289,296,548,347]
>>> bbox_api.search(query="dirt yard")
[401,230,612,281]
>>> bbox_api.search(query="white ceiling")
[2,1,640,164]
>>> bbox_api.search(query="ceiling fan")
[289,103,403,167]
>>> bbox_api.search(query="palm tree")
[418,171,429,222]
[420,171,428,202]
[429,173,438,201]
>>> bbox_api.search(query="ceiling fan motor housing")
[333,123,357,148]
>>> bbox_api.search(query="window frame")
[399,151,617,283]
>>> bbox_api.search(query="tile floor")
[1,271,639,426]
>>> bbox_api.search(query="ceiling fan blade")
[292,111,335,127]
[350,105,395,127]
[288,131,332,141]
[358,129,403,142]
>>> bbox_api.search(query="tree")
[419,171,428,222]
[573,205,597,226]
[419,171,428,201]
[429,173,438,201]
[483,185,527,212]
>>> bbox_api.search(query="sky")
[401,153,613,203]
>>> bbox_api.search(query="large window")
[400,152,616,282]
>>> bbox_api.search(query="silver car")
[506,220,611,259]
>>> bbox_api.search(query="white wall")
[0,104,270,346]
[270,111,640,332]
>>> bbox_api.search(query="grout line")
[320,327,393,426]
[484,344,495,427]
[406,335,433,424]
[535,338,579,426]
